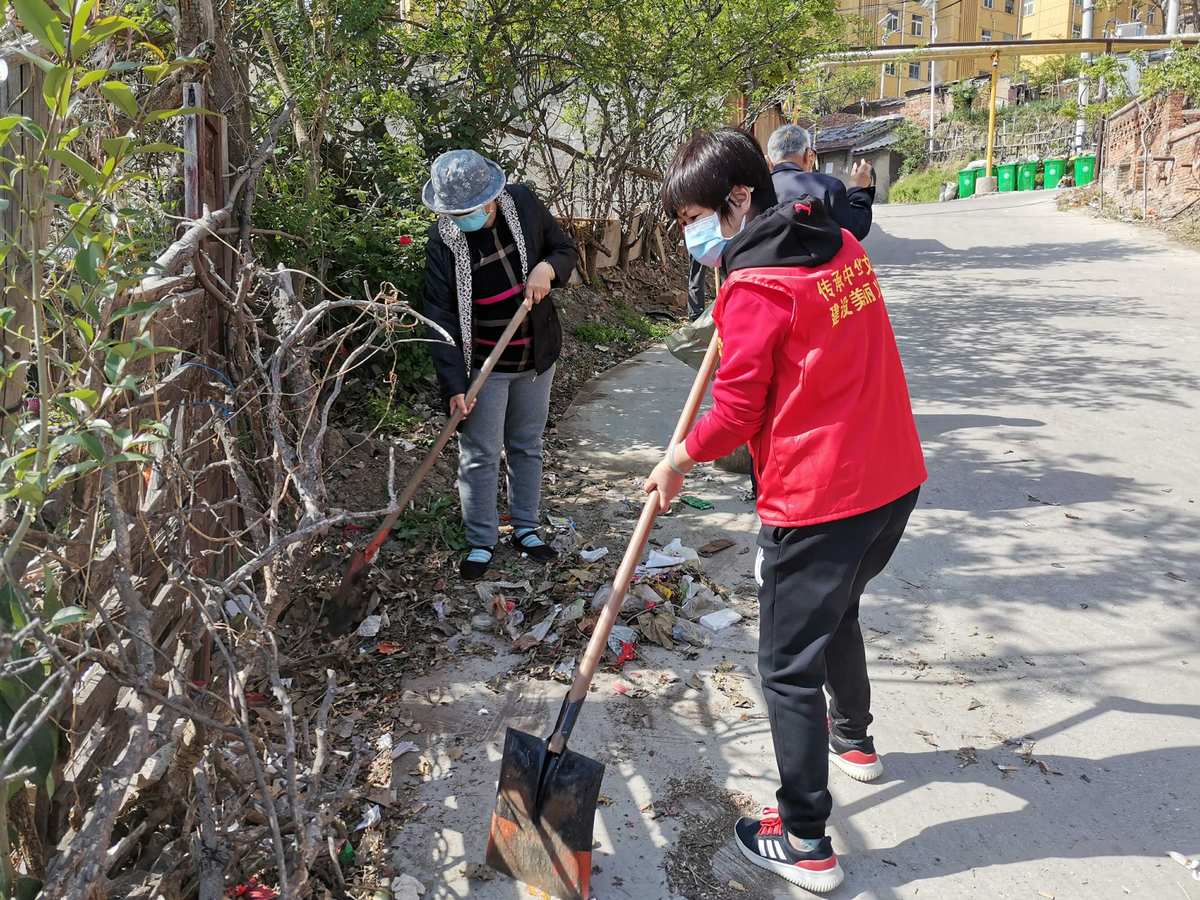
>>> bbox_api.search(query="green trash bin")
[1074,155,1096,187]
[1017,161,1039,191]
[1044,158,1067,189]
[958,167,980,199]
[997,163,1018,193]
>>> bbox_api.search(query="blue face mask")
[451,207,490,232]
[683,193,749,267]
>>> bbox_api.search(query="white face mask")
[683,190,751,267]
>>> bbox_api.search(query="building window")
[1005,0,1016,12]
[911,13,924,34]
[1003,32,1014,40]
[885,62,897,74]
[884,9,899,31]
[1023,0,1034,15]
[824,162,834,174]
[1072,23,1082,35]
[983,0,994,8]
[981,28,992,40]
[1147,9,1156,22]
[909,61,922,79]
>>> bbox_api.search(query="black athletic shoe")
[510,528,556,563]
[733,809,844,893]
[459,547,494,581]
[829,731,884,782]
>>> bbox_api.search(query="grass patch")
[365,391,422,431]
[890,166,959,204]
[390,494,466,551]
[573,321,631,345]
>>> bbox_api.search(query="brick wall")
[1100,90,1200,219]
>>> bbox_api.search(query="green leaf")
[41,64,72,116]
[78,68,109,90]
[105,451,150,465]
[132,142,184,155]
[48,147,104,188]
[72,316,95,345]
[41,568,61,621]
[69,0,99,50]
[100,81,138,118]
[73,15,139,59]
[0,114,32,149]
[75,242,102,284]
[15,877,44,900]
[101,135,133,158]
[13,0,67,57]
[48,605,91,630]
[48,458,99,488]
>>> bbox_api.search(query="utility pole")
[1166,0,1180,34]
[1075,0,1095,154]
[928,0,938,157]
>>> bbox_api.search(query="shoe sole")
[734,829,845,893]
[828,749,884,782]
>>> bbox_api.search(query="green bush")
[890,167,958,204]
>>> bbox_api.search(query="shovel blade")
[486,726,605,900]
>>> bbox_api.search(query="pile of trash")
[472,520,743,676]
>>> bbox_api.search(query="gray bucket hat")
[421,149,507,215]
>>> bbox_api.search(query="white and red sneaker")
[733,808,844,893]
[828,732,884,782]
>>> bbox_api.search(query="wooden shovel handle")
[335,300,534,598]
[554,329,722,735]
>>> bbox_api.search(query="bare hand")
[523,261,555,308]
[850,160,874,190]
[643,456,686,513]
[449,394,475,418]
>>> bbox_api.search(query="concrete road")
[388,194,1199,900]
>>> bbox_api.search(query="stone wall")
[1099,90,1200,219]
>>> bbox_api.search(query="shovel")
[486,329,723,899]
[327,301,534,633]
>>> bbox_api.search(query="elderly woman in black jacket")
[421,150,578,580]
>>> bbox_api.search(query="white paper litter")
[554,656,576,679]
[547,514,572,529]
[664,537,700,562]
[580,546,609,563]
[223,595,254,618]
[375,733,393,753]
[478,707,490,716]
[355,803,382,831]
[644,550,688,570]
[475,580,532,606]
[356,615,383,638]
[391,740,420,759]
[525,605,562,643]
[700,608,743,631]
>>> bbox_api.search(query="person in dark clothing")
[766,124,875,241]
[421,150,578,581]
[647,128,925,893]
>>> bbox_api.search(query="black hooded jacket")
[721,194,845,278]
[771,161,874,241]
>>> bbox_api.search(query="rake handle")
[549,328,721,752]
[335,300,535,598]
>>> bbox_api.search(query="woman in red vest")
[645,128,927,893]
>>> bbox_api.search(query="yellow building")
[839,0,1165,98]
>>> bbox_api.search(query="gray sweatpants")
[457,366,554,548]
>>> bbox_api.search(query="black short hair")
[661,128,778,221]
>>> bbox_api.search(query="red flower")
[399,235,414,246]
[228,879,278,899]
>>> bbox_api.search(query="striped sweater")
[465,215,532,372]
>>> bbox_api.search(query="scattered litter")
[1166,571,1188,582]
[478,707,490,716]
[698,538,735,557]
[376,641,401,655]
[224,595,254,619]
[681,585,726,620]
[615,641,637,666]
[995,763,1020,777]
[432,598,448,621]
[711,669,753,707]
[392,740,420,759]
[915,730,939,748]
[643,549,688,570]
[554,656,576,679]
[680,495,714,510]
[515,605,562,650]
[956,746,978,767]
[470,613,494,631]
[1167,851,1200,880]
[967,698,985,711]
[561,596,586,622]
[1037,892,1055,899]
[685,672,705,690]
[580,546,610,563]
[390,874,427,900]
[672,618,713,648]
[547,514,572,529]
[700,608,742,631]
[592,584,640,613]
[727,880,747,893]
[607,624,638,656]
[375,733,393,753]
[663,537,700,562]
[228,878,278,899]
[355,803,382,831]
[356,615,383,638]
[475,580,532,606]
